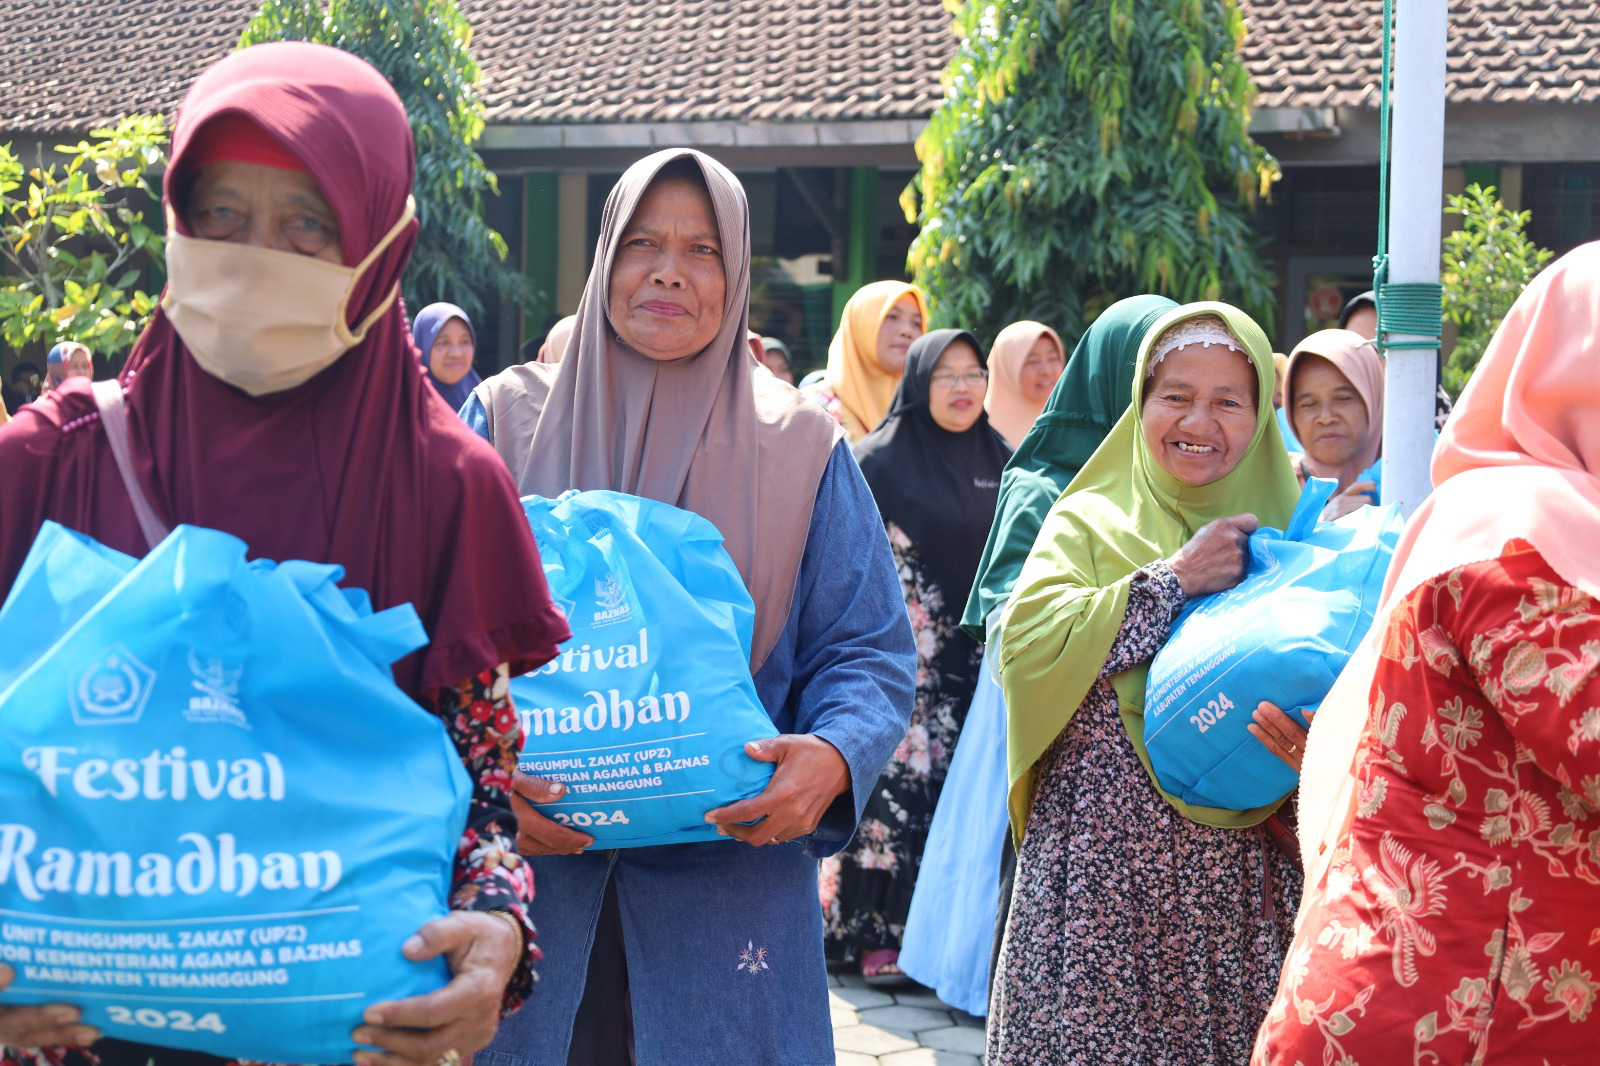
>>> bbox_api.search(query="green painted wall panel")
[522,173,560,340]
[832,166,880,329]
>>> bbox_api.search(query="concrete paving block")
[858,1005,958,1034]
[831,1004,862,1028]
[919,1024,987,1056]
[951,1009,986,1028]
[835,1052,879,1066]
[887,987,948,1011]
[833,1024,919,1056]
[880,1050,981,1066]
[833,985,898,1009]
[877,1052,940,1066]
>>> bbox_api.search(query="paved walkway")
[828,972,987,1065]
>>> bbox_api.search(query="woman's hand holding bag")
[354,912,521,1066]
[509,771,595,856]
[1166,514,1259,597]
[0,966,97,1050]
[1249,703,1317,772]
[704,735,851,846]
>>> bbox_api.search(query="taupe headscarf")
[473,149,843,670]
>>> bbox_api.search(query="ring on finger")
[437,1049,462,1066]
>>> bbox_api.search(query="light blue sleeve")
[459,392,490,441]
[1276,406,1302,454]
[779,442,916,856]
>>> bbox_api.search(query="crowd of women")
[2,41,1596,1066]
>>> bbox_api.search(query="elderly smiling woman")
[986,303,1304,1065]
[461,149,915,1066]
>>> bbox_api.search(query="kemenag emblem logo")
[70,645,155,726]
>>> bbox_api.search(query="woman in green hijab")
[986,303,1303,1065]
[962,295,1180,640]
[898,296,1176,1014]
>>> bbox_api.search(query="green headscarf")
[997,301,1301,839]
[960,296,1178,642]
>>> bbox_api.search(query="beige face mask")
[162,197,415,396]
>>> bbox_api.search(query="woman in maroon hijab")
[0,43,569,1066]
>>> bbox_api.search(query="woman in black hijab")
[821,329,1012,979]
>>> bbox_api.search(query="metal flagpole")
[1378,0,1449,517]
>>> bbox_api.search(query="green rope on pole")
[1375,282,1442,350]
[1372,0,1443,354]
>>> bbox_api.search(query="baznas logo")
[595,572,627,611]
[185,649,249,729]
[70,645,156,726]
[592,571,632,627]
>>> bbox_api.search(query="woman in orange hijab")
[801,281,928,441]
[1255,242,1600,1064]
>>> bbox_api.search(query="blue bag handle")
[0,522,139,693]
[1284,477,1339,542]
[275,558,428,667]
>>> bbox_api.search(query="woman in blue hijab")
[412,302,482,409]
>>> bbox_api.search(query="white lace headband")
[1147,315,1244,375]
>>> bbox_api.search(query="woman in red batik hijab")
[0,42,569,1066]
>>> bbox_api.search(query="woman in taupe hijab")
[462,148,915,1066]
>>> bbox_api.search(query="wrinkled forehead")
[624,171,719,236]
[606,152,745,257]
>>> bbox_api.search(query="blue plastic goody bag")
[1143,479,1403,810]
[511,491,777,848]
[0,522,468,1064]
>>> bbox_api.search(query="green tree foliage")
[905,0,1280,345]
[240,0,534,322]
[1440,183,1553,397]
[0,116,168,355]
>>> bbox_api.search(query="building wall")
[434,100,1600,374]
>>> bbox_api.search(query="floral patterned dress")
[3,667,537,1066]
[798,382,870,443]
[988,563,1302,1065]
[1254,541,1600,1065]
[821,522,983,961]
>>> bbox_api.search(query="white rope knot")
[1147,314,1244,375]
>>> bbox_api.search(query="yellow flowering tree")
[906,0,1279,345]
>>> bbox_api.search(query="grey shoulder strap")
[92,378,170,551]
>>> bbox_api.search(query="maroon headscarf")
[0,42,569,698]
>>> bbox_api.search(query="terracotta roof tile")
[0,0,258,135]
[2,0,1598,135]
[1241,0,1600,110]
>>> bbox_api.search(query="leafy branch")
[1440,183,1553,397]
[0,114,168,354]
[906,0,1279,346]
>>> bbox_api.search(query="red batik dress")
[1255,541,1600,1064]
